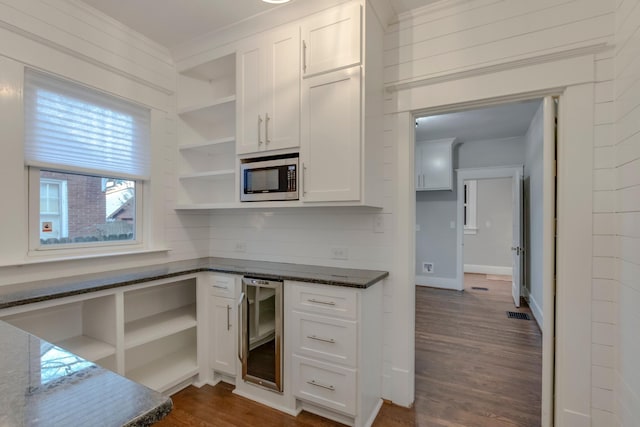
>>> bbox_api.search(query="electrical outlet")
[423,262,434,273]
[235,242,247,253]
[330,247,348,260]
[373,214,384,233]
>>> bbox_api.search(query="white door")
[264,27,300,151]
[210,295,236,376]
[236,45,263,155]
[511,169,524,307]
[301,66,361,202]
[301,2,361,78]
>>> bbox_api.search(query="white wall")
[386,0,614,416]
[0,0,210,287]
[464,178,513,271]
[524,103,544,325]
[614,0,640,425]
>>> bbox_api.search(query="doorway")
[413,96,556,425]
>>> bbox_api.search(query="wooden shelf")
[179,137,235,151]
[178,170,235,180]
[126,347,198,392]
[56,335,116,361]
[178,95,235,116]
[124,304,197,349]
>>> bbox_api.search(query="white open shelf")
[56,335,116,361]
[178,170,235,180]
[124,304,197,349]
[179,137,235,152]
[126,347,198,392]
[178,95,236,117]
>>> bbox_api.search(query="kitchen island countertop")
[0,320,171,426]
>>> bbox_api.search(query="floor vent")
[507,311,531,320]
[471,286,489,291]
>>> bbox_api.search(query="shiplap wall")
[384,0,615,416]
[0,0,209,286]
[614,0,640,425]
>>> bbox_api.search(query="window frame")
[28,167,144,254]
[463,179,478,235]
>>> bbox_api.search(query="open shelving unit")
[1,295,117,363]
[176,53,238,208]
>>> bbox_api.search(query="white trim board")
[464,264,513,276]
[415,275,458,290]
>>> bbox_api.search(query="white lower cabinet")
[287,280,383,427]
[209,274,239,378]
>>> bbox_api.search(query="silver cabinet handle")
[307,298,336,306]
[258,114,263,145]
[226,304,231,331]
[265,113,270,144]
[212,285,228,289]
[307,335,335,344]
[302,40,307,73]
[307,380,335,391]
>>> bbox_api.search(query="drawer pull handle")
[307,380,335,391]
[307,335,335,344]
[212,285,228,289]
[307,298,336,306]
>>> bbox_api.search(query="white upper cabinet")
[415,138,456,191]
[301,2,361,78]
[301,66,361,202]
[236,26,300,155]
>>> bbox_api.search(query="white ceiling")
[80,0,443,50]
[415,99,543,143]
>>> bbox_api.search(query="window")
[24,69,150,252]
[464,180,478,235]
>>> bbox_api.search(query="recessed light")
[262,0,290,3]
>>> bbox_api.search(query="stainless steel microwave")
[240,155,298,202]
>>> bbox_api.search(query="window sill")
[464,228,478,235]
[3,247,170,267]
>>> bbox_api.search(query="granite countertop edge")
[0,257,389,310]
[125,398,173,427]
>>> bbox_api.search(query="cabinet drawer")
[292,354,356,416]
[210,275,236,298]
[289,282,357,320]
[292,310,356,366]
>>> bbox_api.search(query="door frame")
[455,165,524,292]
[409,94,561,425]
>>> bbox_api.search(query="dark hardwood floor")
[157,274,542,427]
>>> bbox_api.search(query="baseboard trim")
[416,275,459,290]
[528,293,543,330]
[464,264,513,276]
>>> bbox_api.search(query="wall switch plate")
[331,247,348,260]
[449,221,456,229]
[373,214,384,233]
[423,262,434,273]
[235,242,247,253]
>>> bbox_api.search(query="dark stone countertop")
[0,257,389,310]
[0,321,171,427]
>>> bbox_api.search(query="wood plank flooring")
[156,274,542,427]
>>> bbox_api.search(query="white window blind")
[24,69,151,180]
